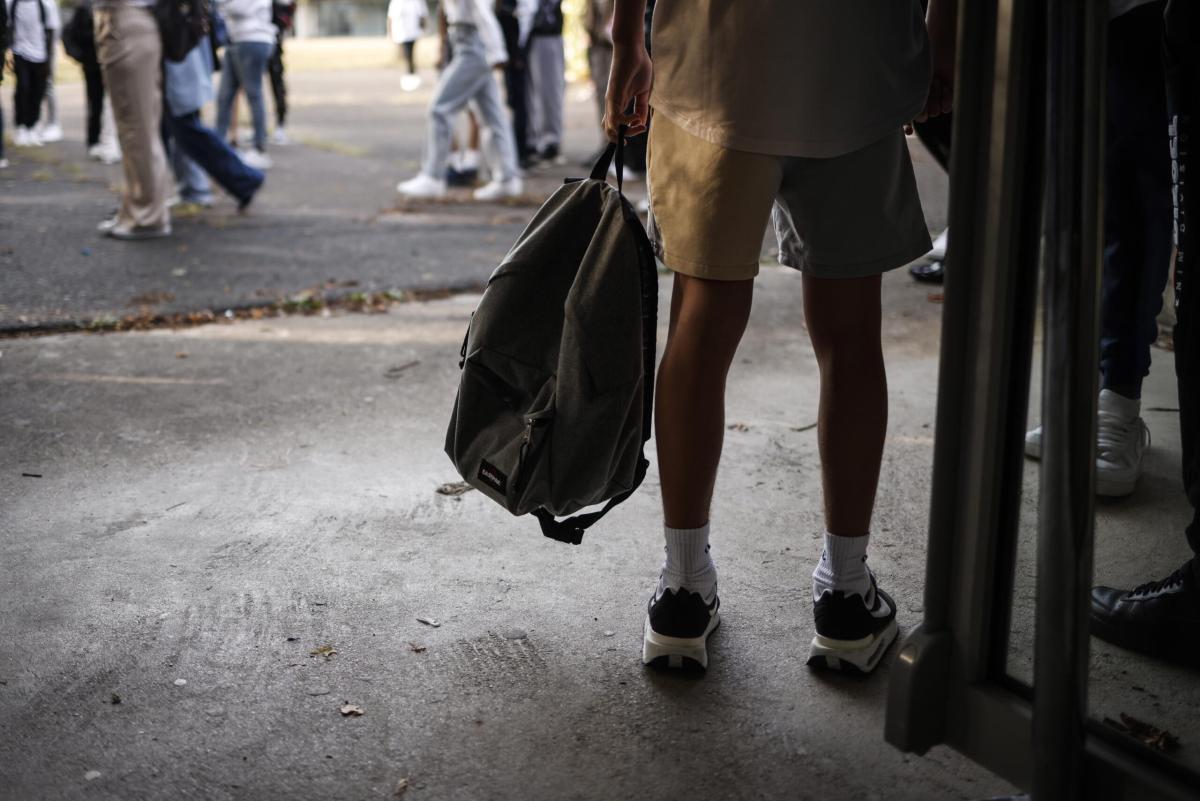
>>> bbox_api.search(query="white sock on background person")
[812,531,872,600]
[657,522,718,603]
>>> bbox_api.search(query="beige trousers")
[95,4,170,229]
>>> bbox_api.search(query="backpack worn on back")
[445,137,657,545]
[155,0,211,62]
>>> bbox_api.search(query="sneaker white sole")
[807,618,898,675]
[642,612,720,671]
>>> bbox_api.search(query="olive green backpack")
[445,138,657,544]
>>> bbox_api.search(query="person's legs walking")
[470,67,522,197]
[401,30,490,195]
[95,3,171,234]
[403,40,417,75]
[238,42,272,153]
[267,37,287,132]
[40,44,61,140]
[85,64,105,148]
[533,35,564,155]
[170,110,265,207]
[215,47,243,143]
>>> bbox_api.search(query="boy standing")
[6,0,60,147]
[605,0,955,674]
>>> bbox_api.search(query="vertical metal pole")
[1033,0,1106,799]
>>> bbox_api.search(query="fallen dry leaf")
[416,616,441,628]
[394,777,410,797]
[408,643,427,653]
[310,645,337,659]
[1104,713,1180,753]
[927,293,945,304]
[726,423,750,432]
[339,704,365,717]
[435,482,474,497]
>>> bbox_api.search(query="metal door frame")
[884,1,1200,798]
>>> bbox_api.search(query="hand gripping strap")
[589,125,628,194]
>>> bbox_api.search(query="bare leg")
[466,109,481,151]
[802,274,887,538]
[655,273,755,529]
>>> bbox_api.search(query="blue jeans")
[216,41,273,152]
[169,110,264,205]
[1098,2,1173,400]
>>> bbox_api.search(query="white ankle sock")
[812,531,871,601]
[657,523,717,603]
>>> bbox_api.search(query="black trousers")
[1164,0,1200,558]
[13,55,49,128]
[1100,2,1174,400]
[84,63,105,147]
[268,37,287,127]
[496,11,530,162]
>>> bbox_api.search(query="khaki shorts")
[647,113,933,281]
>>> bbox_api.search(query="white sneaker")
[472,176,523,201]
[272,128,290,146]
[14,127,30,147]
[239,148,273,170]
[40,123,63,143]
[400,73,422,92]
[928,227,949,261]
[0,158,8,169]
[27,128,44,147]
[397,173,447,198]
[106,221,172,240]
[1095,389,1150,496]
[96,143,122,165]
[96,216,120,233]
[1024,389,1150,497]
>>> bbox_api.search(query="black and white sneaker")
[642,587,721,671]
[807,572,898,675]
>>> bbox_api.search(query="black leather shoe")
[1091,559,1200,668]
[910,260,945,284]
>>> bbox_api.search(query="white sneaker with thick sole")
[642,587,721,671]
[14,127,30,147]
[272,128,290,146]
[473,176,523,201]
[397,173,447,198]
[239,149,273,170]
[400,74,422,92]
[808,572,899,675]
[106,222,172,240]
[1025,389,1150,496]
[39,123,64,143]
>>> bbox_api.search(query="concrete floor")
[0,266,1018,800]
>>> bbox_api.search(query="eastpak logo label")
[478,459,508,494]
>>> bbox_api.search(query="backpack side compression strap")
[532,457,649,545]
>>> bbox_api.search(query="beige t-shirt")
[649,0,932,158]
